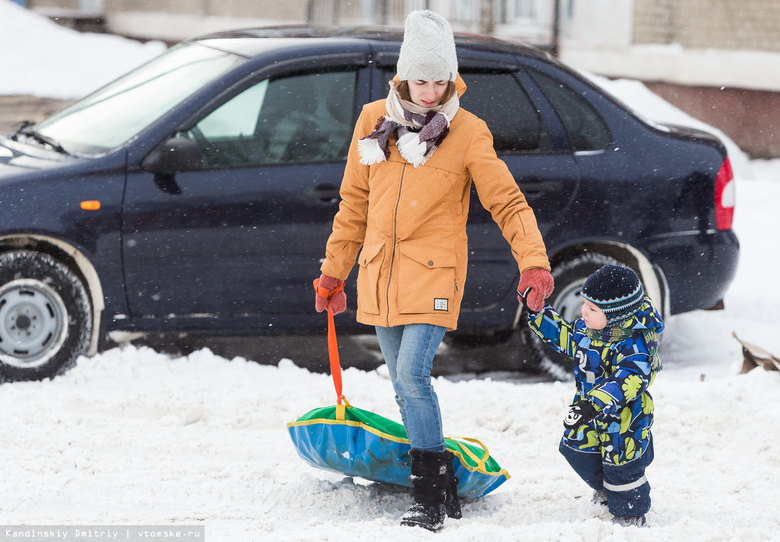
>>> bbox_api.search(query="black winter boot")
[400,449,449,531]
[444,451,462,519]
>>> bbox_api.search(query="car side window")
[459,71,549,153]
[380,68,548,153]
[185,69,358,167]
[528,69,611,151]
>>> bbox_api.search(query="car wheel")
[518,252,620,380]
[0,250,93,381]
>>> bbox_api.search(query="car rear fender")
[0,234,105,355]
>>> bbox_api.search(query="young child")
[523,264,664,527]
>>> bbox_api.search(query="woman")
[314,10,554,531]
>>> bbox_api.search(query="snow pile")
[0,1,166,99]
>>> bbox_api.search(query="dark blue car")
[0,26,738,381]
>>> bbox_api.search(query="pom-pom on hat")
[397,10,458,82]
[581,265,645,325]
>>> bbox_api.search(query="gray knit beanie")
[397,10,458,82]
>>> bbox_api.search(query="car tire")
[518,252,621,380]
[0,250,93,381]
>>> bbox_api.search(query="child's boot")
[591,489,607,506]
[612,514,647,527]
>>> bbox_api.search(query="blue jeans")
[375,324,447,453]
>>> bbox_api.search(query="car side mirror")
[142,137,203,175]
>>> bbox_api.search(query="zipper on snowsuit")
[385,163,406,327]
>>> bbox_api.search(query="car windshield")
[35,44,245,156]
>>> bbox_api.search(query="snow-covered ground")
[2,2,780,540]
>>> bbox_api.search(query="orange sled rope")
[313,278,347,409]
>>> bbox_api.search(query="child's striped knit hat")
[581,265,645,324]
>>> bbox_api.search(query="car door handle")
[308,184,341,203]
[521,178,564,195]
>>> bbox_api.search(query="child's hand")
[563,401,598,430]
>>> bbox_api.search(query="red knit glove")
[517,268,554,312]
[314,273,346,315]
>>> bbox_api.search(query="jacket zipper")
[386,163,406,327]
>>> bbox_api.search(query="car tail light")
[715,156,735,230]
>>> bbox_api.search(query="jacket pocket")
[356,242,385,315]
[397,244,457,315]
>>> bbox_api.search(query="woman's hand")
[517,268,554,312]
[314,274,347,315]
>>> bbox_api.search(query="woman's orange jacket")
[321,76,550,331]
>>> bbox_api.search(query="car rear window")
[528,69,611,151]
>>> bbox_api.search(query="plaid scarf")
[358,81,459,168]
